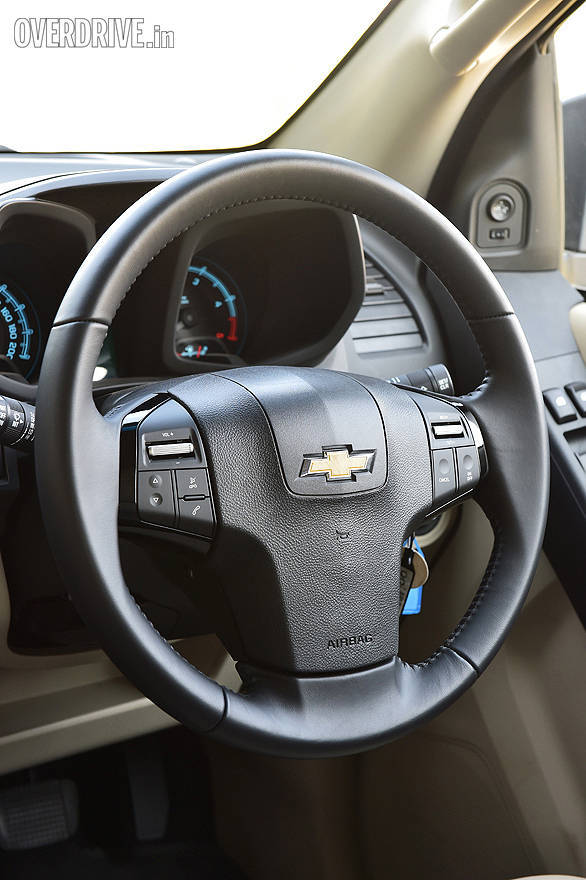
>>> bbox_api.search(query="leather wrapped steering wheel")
[35,150,549,758]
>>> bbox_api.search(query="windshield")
[2,0,388,153]
[555,2,586,101]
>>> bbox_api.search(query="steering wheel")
[35,150,548,758]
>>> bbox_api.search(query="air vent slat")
[365,280,395,295]
[351,317,419,339]
[361,292,404,306]
[352,255,423,355]
[355,302,411,321]
[354,334,422,355]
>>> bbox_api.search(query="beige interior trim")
[0,636,239,775]
[569,301,586,365]
[399,503,586,875]
[430,0,543,75]
[562,251,586,292]
[0,551,240,774]
[273,0,575,197]
[208,503,586,879]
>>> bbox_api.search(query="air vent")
[351,256,423,355]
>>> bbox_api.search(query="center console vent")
[351,255,423,355]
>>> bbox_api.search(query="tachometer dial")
[175,261,246,362]
[0,279,41,378]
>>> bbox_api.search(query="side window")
[555,6,586,262]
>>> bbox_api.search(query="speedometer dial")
[175,261,246,362]
[0,279,41,378]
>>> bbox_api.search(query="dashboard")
[0,151,581,776]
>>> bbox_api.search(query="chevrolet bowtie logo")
[299,446,376,482]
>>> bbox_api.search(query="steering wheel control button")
[178,498,215,538]
[432,449,456,504]
[175,468,209,499]
[543,388,577,424]
[136,399,206,470]
[456,446,480,491]
[147,440,195,459]
[432,421,464,439]
[138,470,175,527]
[410,393,471,449]
[564,381,586,417]
[487,194,515,222]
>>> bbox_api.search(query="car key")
[400,536,429,614]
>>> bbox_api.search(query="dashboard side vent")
[351,256,423,355]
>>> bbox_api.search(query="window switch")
[565,381,586,417]
[543,388,577,424]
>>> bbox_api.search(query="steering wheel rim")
[35,149,549,757]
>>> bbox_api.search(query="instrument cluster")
[0,191,365,385]
[174,260,245,365]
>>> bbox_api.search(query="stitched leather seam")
[444,521,504,647]
[469,312,514,323]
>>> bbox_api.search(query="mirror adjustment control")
[543,388,577,424]
[138,470,175,527]
[178,498,215,537]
